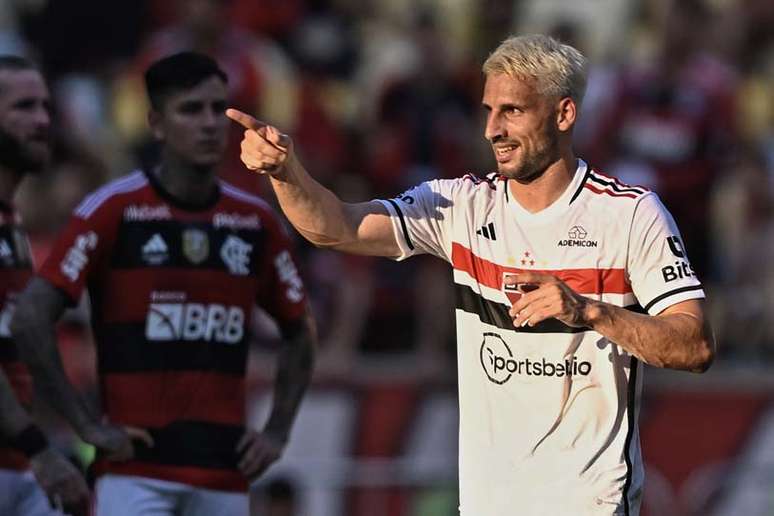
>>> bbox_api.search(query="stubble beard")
[0,128,49,174]
[502,126,561,184]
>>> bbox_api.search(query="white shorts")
[0,468,62,516]
[95,474,248,516]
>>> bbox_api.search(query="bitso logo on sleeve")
[61,231,98,281]
[220,235,253,275]
[662,235,696,282]
[667,235,685,257]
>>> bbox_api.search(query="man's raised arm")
[227,108,399,257]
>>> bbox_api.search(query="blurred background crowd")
[1,0,773,515]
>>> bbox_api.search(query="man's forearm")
[584,301,714,372]
[263,320,316,440]
[14,317,100,436]
[269,156,358,249]
[11,281,100,438]
[0,370,33,437]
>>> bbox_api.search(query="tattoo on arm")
[263,310,317,441]
[0,369,33,438]
[11,278,100,437]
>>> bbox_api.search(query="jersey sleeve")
[375,179,457,263]
[627,192,705,315]
[254,211,308,331]
[38,202,118,305]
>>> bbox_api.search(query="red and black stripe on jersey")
[39,171,307,491]
[0,205,34,470]
[451,242,647,334]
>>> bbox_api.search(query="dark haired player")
[12,52,316,515]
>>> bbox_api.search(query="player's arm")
[226,108,399,258]
[11,278,101,435]
[507,278,714,372]
[511,191,715,372]
[582,297,713,371]
[263,309,317,442]
[237,308,317,481]
[11,278,152,458]
[0,351,89,515]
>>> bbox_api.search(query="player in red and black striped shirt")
[0,56,89,515]
[12,52,316,515]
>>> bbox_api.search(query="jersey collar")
[144,167,221,212]
[506,159,588,225]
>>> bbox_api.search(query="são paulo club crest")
[501,250,539,303]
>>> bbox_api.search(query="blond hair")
[483,34,588,105]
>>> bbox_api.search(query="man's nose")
[35,105,51,129]
[484,113,503,142]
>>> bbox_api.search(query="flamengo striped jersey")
[0,204,34,470]
[39,170,307,491]
[378,159,704,516]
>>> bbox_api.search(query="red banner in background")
[640,387,772,516]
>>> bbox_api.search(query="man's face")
[150,76,229,169]
[0,69,51,173]
[482,73,561,182]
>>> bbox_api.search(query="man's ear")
[148,109,164,141]
[556,97,577,132]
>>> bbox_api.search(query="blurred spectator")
[710,146,774,359]
[112,0,298,194]
[284,0,356,188]
[23,0,144,77]
[366,8,480,196]
[582,0,738,280]
[0,1,33,56]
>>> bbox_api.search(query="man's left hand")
[29,448,90,516]
[506,272,592,328]
[236,429,286,482]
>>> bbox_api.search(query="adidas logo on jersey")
[476,222,497,240]
[142,234,169,265]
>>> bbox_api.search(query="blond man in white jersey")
[227,34,715,516]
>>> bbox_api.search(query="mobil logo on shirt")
[480,333,591,384]
[145,291,244,344]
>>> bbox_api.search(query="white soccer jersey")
[378,159,704,516]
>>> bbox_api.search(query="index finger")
[124,426,154,448]
[503,271,556,285]
[226,108,264,131]
[236,430,257,454]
